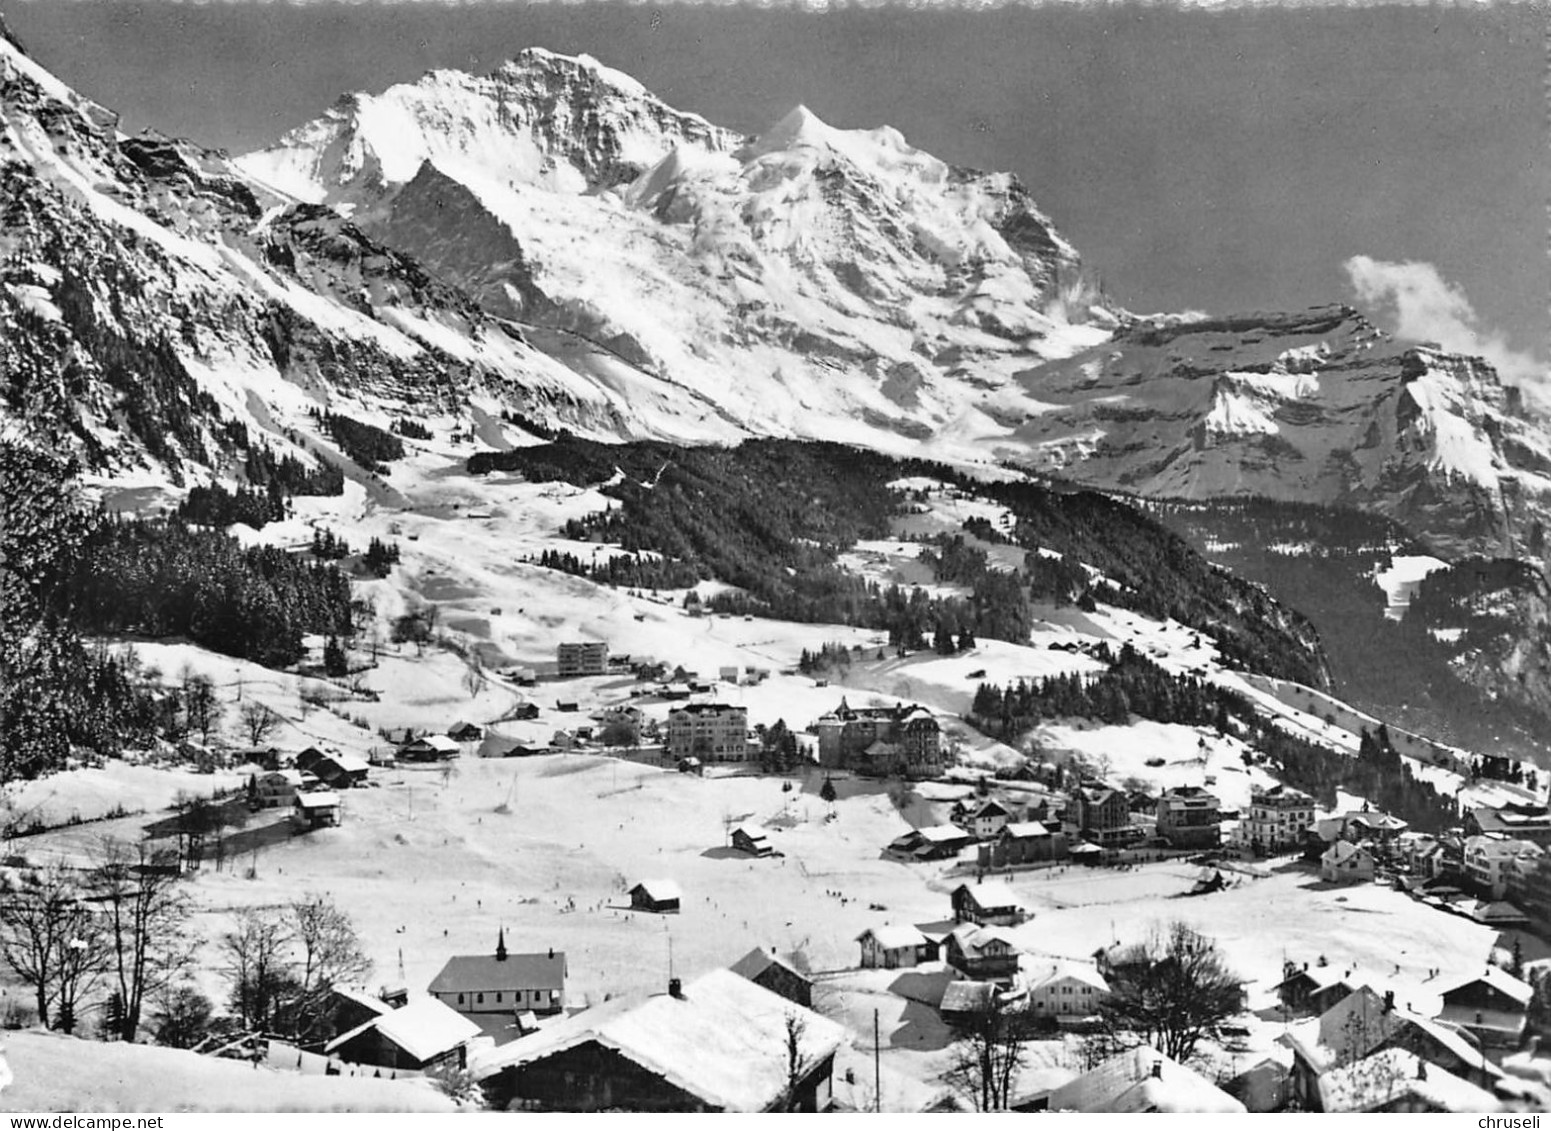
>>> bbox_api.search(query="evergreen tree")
[323,636,347,677]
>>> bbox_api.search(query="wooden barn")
[727,948,813,1009]
[630,880,682,914]
[731,825,775,857]
[324,996,479,1075]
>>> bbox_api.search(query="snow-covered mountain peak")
[236,49,741,206]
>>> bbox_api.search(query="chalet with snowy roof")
[830,1045,957,1113]
[428,932,568,1017]
[951,880,1024,927]
[856,925,935,970]
[938,980,997,1025]
[307,751,369,790]
[886,824,974,861]
[447,722,484,743]
[1320,841,1375,884]
[630,879,682,914]
[1466,803,1551,848]
[985,820,1066,868]
[956,798,1013,840]
[1437,967,1533,1048]
[1155,786,1222,849]
[325,985,395,1037]
[1285,986,1503,1109]
[1066,783,1139,848]
[324,995,479,1075]
[1314,1049,1500,1113]
[811,699,942,778]
[1023,959,1110,1021]
[1026,1046,1246,1113]
[399,733,460,762]
[473,969,848,1112]
[944,923,1021,983]
[291,791,341,830]
[728,948,813,1009]
[1275,961,1368,1018]
[731,824,774,857]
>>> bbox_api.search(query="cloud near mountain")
[1344,254,1545,396]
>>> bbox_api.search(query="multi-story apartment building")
[1462,834,1545,899]
[556,641,609,677]
[1155,785,1222,849]
[1066,783,1139,848]
[666,703,750,763]
[1240,784,1316,853]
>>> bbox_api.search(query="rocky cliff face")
[1004,306,1551,565]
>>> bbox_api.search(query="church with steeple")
[428,928,569,1025]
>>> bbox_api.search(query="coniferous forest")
[470,437,1328,684]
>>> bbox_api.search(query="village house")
[306,751,370,790]
[938,980,998,1027]
[1507,851,1551,937]
[856,925,935,970]
[1466,803,1551,848]
[324,985,397,1037]
[428,931,568,1018]
[249,769,304,809]
[1023,1047,1246,1113]
[1066,783,1140,848]
[1463,835,1545,899]
[1321,841,1376,884]
[731,824,774,857]
[943,923,1021,983]
[324,995,480,1075]
[810,699,942,778]
[950,880,1024,927]
[1275,960,1372,1018]
[1436,966,1534,1049]
[955,798,1013,840]
[399,734,460,762]
[666,704,750,763]
[630,879,682,913]
[291,791,341,831]
[728,948,814,1009]
[886,824,974,861]
[448,722,484,743]
[983,820,1067,868]
[1155,786,1222,849]
[1023,959,1111,1022]
[1284,986,1504,1110]
[557,641,609,678]
[472,969,848,1112]
[1240,784,1317,853]
[1313,1049,1500,1113]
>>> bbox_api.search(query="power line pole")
[874,1008,881,1113]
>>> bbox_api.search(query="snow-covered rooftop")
[471,968,848,1111]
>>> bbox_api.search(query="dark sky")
[6,1,1545,369]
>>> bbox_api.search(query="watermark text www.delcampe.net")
[9,1118,165,1129]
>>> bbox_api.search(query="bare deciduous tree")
[0,863,107,1033]
[89,837,197,1041]
[1097,921,1246,1064]
[941,995,1034,1112]
[238,701,281,747]
[287,893,371,1043]
[221,907,294,1034]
